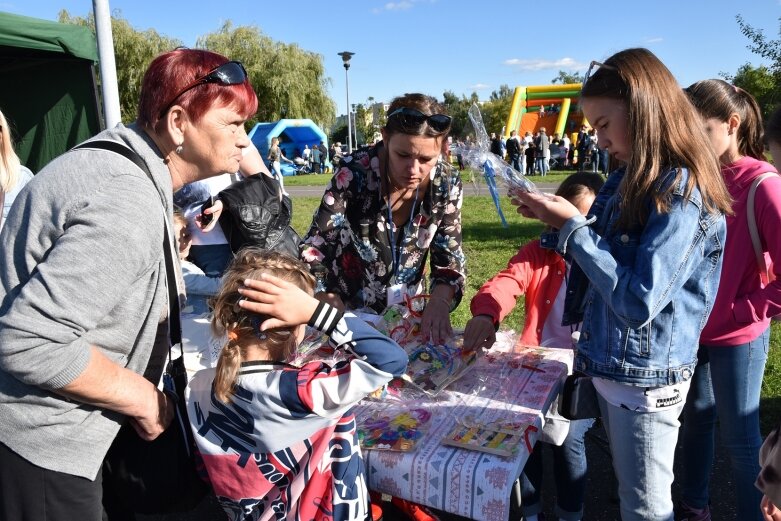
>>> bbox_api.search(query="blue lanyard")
[386,184,420,282]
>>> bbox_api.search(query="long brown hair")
[685,79,765,160]
[211,248,315,403]
[582,48,731,229]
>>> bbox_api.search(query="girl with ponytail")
[680,79,781,521]
[185,248,407,521]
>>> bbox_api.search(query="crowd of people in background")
[3,44,781,521]
[485,123,610,177]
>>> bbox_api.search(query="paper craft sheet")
[441,421,528,457]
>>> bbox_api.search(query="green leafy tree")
[354,103,372,145]
[731,15,781,117]
[197,22,335,129]
[551,70,584,84]
[723,64,778,120]
[331,124,348,146]
[483,85,514,136]
[442,90,479,139]
[59,10,182,123]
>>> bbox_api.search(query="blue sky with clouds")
[6,0,780,115]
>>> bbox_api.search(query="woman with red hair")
[0,48,256,520]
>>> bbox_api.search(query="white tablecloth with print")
[356,336,572,521]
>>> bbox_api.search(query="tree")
[732,15,781,117]
[482,85,514,136]
[354,103,372,145]
[737,15,781,73]
[442,90,479,139]
[724,64,778,120]
[551,70,584,84]
[59,10,182,123]
[330,123,348,146]
[197,22,335,129]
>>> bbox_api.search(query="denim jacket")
[558,167,726,386]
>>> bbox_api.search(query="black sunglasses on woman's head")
[159,61,248,117]
[387,107,452,134]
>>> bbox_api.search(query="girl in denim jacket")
[678,81,781,521]
[515,48,732,521]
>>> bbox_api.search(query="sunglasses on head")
[579,60,620,112]
[159,60,248,117]
[387,107,452,134]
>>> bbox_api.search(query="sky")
[5,0,781,116]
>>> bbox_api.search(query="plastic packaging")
[452,104,543,196]
[357,403,433,452]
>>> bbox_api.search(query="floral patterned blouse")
[300,143,466,313]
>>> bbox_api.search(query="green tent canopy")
[0,11,101,172]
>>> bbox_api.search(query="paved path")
[285,181,560,198]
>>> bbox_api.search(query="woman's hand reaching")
[420,291,454,345]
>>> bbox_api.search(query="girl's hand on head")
[514,192,579,229]
[237,274,319,330]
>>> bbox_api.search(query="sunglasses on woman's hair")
[387,107,452,134]
[160,60,248,117]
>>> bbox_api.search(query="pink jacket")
[470,239,566,345]
[700,156,781,345]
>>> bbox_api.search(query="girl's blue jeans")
[598,391,685,521]
[680,328,769,521]
[520,418,594,521]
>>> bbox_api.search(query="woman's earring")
[175,143,184,155]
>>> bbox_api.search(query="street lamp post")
[351,103,358,149]
[338,51,355,153]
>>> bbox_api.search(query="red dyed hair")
[137,48,258,130]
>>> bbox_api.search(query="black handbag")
[217,173,301,258]
[558,372,601,420]
[77,141,209,515]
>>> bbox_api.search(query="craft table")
[357,333,572,521]
[180,313,572,521]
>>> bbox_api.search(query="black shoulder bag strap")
[73,140,182,353]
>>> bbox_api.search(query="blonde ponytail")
[210,248,316,402]
[213,341,243,403]
[0,110,21,194]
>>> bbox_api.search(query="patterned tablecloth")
[357,333,572,521]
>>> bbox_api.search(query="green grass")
[290,194,781,433]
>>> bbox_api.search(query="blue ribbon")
[483,159,508,228]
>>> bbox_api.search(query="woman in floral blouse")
[300,93,465,343]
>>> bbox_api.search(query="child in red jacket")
[464,171,603,521]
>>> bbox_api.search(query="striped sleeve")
[308,301,343,335]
